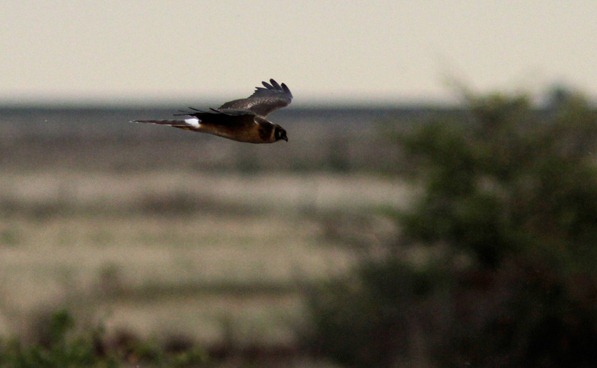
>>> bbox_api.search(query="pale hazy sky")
[1,1,596,105]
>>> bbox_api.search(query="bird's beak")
[284,136,288,142]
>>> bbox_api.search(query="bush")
[0,310,206,368]
[306,89,597,367]
[0,310,117,368]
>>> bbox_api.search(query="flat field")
[0,107,412,350]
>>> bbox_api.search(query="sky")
[1,0,596,106]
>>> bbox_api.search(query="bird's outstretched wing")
[136,109,256,130]
[218,79,293,117]
[172,108,258,128]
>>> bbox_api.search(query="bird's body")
[133,79,292,143]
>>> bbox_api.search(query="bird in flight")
[133,79,292,143]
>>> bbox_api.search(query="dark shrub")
[306,89,597,367]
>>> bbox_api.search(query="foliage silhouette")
[306,89,597,367]
[0,310,206,368]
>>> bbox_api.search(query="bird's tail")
[133,119,186,127]
[132,117,201,130]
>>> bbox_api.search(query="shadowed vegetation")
[0,310,207,368]
[305,89,597,367]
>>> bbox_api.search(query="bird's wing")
[174,108,257,128]
[218,79,293,117]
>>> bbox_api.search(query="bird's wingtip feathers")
[254,78,292,98]
[269,79,281,89]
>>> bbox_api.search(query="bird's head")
[274,125,288,142]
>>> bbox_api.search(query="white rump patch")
[184,117,201,128]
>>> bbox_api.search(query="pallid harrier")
[133,79,292,143]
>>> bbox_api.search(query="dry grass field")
[0,107,413,358]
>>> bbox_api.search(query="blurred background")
[1,1,596,367]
